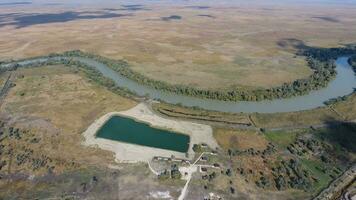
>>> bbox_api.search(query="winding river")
[2,56,356,113]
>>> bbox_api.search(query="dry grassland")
[2,65,137,167]
[1,4,355,89]
[213,128,268,150]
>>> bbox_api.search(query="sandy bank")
[82,103,218,162]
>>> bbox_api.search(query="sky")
[1,0,356,6]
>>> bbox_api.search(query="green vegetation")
[324,95,350,105]
[152,103,251,126]
[300,159,333,192]
[158,164,182,180]
[349,55,356,73]
[264,130,300,149]
[265,125,355,194]
[316,122,356,153]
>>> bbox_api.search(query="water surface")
[96,116,190,153]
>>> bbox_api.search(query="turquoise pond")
[96,116,190,153]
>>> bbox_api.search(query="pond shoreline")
[82,103,218,162]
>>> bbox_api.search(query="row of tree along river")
[0,47,355,113]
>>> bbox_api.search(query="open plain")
[1,1,356,90]
[1,0,356,200]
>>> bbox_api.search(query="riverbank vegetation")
[60,47,355,102]
[152,103,251,126]
[1,46,355,102]
[349,55,356,73]
[0,55,137,100]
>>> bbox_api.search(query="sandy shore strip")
[82,103,218,162]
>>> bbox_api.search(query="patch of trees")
[192,144,202,152]
[202,171,217,182]
[270,159,313,191]
[158,164,182,180]
[227,142,276,157]
[324,94,351,105]
[0,120,57,173]
[349,55,356,73]
[301,47,356,62]
[236,159,311,191]
[284,134,347,189]
[287,137,322,156]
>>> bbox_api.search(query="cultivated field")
[1,3,356,89]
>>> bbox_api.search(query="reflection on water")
[96,116,190,153]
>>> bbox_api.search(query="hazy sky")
[1,0,356,7]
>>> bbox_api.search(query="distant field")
[1,4,355,89]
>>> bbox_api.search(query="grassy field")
[333,94,356,120]
[4,65,136,134]
[300,158,334,193]
[1,4,355,89]
[251,93,356,129]
[213,128,268,150]
[251,107,342,129]
[264,130,300,149]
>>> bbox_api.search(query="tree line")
[1,47,355,102]
[60,47,356,101]
[349,55,356,73]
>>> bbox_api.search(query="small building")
[213,163,221,168]
[201,143,208,148]
[200,156,208,162]
[200,167,208,173]
[211,150,218,155]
